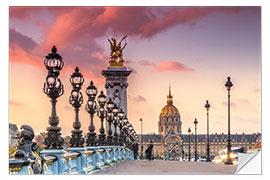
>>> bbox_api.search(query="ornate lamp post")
[194,118,198,161]
[128,124,134,148]
[97,90,107,146]
[140,118,143,158]
[188,127,191,161]
[122,116,129,146]
[117,109,125,146]
[205,100,211,162]
[112,104,119,145]
[43,46,64,149]
[106,98,114,145]
[69,67,84,147]
[85,81,98,146]
[181,139,184,161]
[225,77,233,165]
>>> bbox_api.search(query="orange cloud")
[9,44,43,68]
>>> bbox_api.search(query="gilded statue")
[108,35,127,67]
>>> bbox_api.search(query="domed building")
[158,86,182,135]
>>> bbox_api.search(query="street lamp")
[122,116,128,146]
[117,109,125,146]
[181,139,184,161]
[188,127,191,161]
[140,118,143,158]
[112,104,119,145]
[194,118,198,161]
[205,100,211,162]
[97,90,107,146]
[69,67,84,147]
[85,81,98,146]
[224,76,233,165]
[106,98,114,145]
[43,46,64,149]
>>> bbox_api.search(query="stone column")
[102,67,132,134]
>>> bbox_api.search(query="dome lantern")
[167,86,173,105]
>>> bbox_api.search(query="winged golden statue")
[108,35,127,67]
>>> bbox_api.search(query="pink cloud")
[140,60,193,72]
[10,7,241,49]
[9,7,240,83]
[139,60,156,66]
[155,61,194,72]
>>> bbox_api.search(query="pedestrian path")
[94,159,237,175]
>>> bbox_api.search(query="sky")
[9,6,261,136]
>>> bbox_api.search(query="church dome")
[158,86,182,134]
[160,104,180,117]
[159,86,180,118]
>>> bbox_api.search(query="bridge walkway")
[94,159,237,175]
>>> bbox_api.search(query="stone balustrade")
[9,146,134,174]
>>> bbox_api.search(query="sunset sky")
[9,6,261,136]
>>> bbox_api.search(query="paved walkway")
[94,160,237,175]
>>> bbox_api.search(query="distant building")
[9,123,18,147]
[138,87,261,160]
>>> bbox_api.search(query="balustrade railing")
[9,146,134,174]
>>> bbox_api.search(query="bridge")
[9,146,134,174]
[8,44,254,175]
[94,159,237,175]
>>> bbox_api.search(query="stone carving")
[13,125,44,174]
[113,89,121,108]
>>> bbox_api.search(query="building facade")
[139,87,261,160]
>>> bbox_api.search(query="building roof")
[138,133,261,143]
[159,86,180,118]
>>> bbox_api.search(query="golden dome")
[160,86,180,118]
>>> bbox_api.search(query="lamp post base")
[98,134,106,146]
[224,158,233,165]
[86,132,96,146]
[106,135,113,146]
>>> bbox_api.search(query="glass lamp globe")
[70,67,84,89]
[44,46,64,72]
[86,81,97,98]
[106,98,114,111]
[98,90,107,105]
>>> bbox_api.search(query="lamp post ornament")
[112,104,119,145]
[140,118,143,158]
[85,81,98,146]
[205,100,211,162]
[106,98,114,145]
[97,90,107,146]
[122,116,128,146]
[43,46,64,149]
[188,127,191,161]
[117,109,125,146]
[69,67,84,147]
[225,76,233,165]
[194,118,198,161]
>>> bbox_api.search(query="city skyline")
[9,6,261,136]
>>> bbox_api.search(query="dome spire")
[167,85,173,105]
